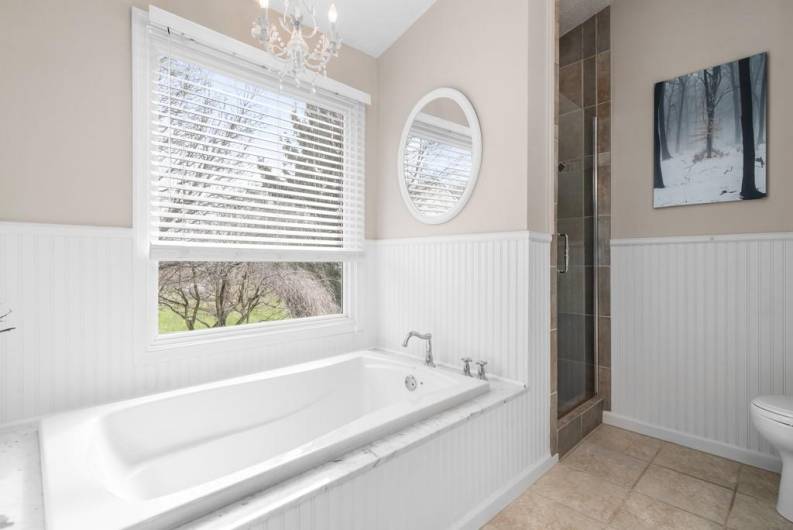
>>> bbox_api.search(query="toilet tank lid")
[753,395,793,418]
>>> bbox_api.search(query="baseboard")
[604,412,781,473]
[454,454,557,530]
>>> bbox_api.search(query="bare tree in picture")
[664,82,675,148]
[700,65,726,159]
[756,54,768,145]
[729,62,742,144]
[674,76,689,153]
[657,82,672,160]
[653,82,666,188]
[738,57,766,200]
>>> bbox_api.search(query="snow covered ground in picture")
[653,52,768,208]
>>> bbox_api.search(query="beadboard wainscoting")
[185,389,553,530]
[372,232,551,384]
[0,222,373,425]
[1,224,555,527]
[609,232,793,471]
[0,224,551,443]
[371,231,552,465]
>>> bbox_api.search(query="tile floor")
[485,424,791,529]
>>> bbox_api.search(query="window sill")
[139,314,361,363]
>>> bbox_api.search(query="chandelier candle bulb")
[328,3,338,25]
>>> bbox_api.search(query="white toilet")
[751,395,793,521]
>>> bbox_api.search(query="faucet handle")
[461,357,473,377]
[475,360,488,380]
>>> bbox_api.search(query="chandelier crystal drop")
[251,0,342,91]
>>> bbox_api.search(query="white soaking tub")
[40,350,488,529]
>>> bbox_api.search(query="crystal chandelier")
[251,0,342,90]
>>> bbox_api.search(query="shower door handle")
[558,233,569,274]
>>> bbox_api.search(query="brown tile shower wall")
[552,6,611,456]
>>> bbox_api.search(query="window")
[158,261,342,334]
[134,8,366,341]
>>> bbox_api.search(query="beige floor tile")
[585,425,661,462]
[727,493,793,530]
[532,464,630,523]
[562,439,648,488]
[634,465,733,524]
[654,442,740,488]
[738,465,781,504]
[484,427,781,530]
[483,490,606,530]
[609,491,722,530]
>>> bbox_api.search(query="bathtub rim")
[179,363,528,529]
[39,349,497,530]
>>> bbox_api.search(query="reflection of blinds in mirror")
[403,117,473,216]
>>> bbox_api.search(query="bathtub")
[39,350,488,529]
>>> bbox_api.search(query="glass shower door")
[557,118,598,417]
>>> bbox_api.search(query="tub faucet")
[402,331,435,367]
[461,357,473,377]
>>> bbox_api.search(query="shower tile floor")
[485,424,790,529]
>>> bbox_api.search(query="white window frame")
[131,7,367,356]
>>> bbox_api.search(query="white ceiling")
[560,0,610,36]
[268,0,437,57]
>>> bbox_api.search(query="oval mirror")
[398,88,482,224]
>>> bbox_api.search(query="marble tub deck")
[0,373,524,530]
[485,424,788,530]
[0,425,44,529]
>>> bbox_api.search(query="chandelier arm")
[278,14,292,33]
[304,26,319,40]
[252,0,340,89]
[303,2,319,39]
[303,16,319,39]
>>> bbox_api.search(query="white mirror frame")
[397,87,482,225]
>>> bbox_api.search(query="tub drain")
[404,375,418,391]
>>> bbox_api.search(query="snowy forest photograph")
[653,52,768,208]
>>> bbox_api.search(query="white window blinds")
[144,26,365,261]
[403,117,473,217]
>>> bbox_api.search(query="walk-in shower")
[557,117,599,417]
[555,5,612,440]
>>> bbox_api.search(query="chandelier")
[251,0,342,90]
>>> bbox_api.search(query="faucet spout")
[402,331,435,367]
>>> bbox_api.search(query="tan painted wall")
[0,0,554,239]
[374,0,553,238]
[611,0,793,238]
[0,0,378,236]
